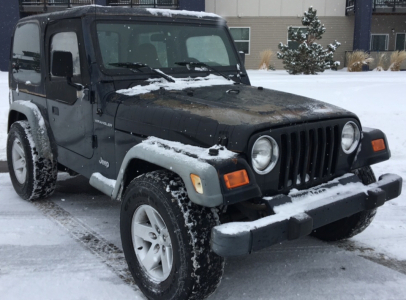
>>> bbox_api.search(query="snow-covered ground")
[1,70,406,299]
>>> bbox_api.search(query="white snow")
[146,8,220,19]
[116,74,233,96]
[145,136,236,161]
[0,73,9,160]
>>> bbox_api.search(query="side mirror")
[51,51,82,91]
[239,51,246,66]
[52,51,73,78]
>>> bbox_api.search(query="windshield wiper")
[174,61,234,82]
[109,62,176,83]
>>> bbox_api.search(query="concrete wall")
[206,0,346,17]
[226,16,355,70]
[0,1,20,71]
[371,15,406,51]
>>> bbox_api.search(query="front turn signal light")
[372,139,386,152]
[224,170,250,189]
[190,174,203,194]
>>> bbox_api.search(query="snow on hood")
[116,74,234,97]
[143,137,237,161]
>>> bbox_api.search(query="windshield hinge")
[92,135,98,149]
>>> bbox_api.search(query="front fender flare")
[115,141,224,207]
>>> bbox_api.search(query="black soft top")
[19,5,223,24]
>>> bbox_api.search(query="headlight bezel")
[341,121,361,154]
[251,135,279,175]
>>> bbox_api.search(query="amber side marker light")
[190,174,204,194]
[372,139,386,152]
[224,170,250,189]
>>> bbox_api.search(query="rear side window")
[12,23,42,85]
[51,32,81,77]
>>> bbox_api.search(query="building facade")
[1,0,405,71]
[206,0,406,69]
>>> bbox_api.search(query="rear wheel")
[120,170,224,300]
[311,166,377,241]
[7,121,57,200]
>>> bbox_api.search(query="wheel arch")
[8,101,56,161]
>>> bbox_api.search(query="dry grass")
[259,50,274,70]
[389,50,406,71]
[347,51,374,72]
[375,53,387,71]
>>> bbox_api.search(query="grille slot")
[278,125,340,190]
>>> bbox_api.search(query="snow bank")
[116,74,232,97]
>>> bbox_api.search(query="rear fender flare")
[8,101,54,161]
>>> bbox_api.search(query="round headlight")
[341,121,360,154]
[251,136,279,174]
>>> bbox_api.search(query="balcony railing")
[346,0,406,14]
[106,0,179,8]
[20,0,94,7]
[19,0,94,14]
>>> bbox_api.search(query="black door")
[45,19,94,159]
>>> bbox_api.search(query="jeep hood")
[114,84,358,152]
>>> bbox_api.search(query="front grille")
[278,125,340,190]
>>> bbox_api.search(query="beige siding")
[205,0,346,17]
[226,16,355,70]
[371,15,406,51]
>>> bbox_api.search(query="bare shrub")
[375,53,387,71]
[389,50,406,71]
[347,51,374,72]
[259,49,274,70]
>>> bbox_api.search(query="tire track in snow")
[32,199,139,289]
[334,240,406,276]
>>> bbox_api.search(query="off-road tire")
[120,170,224,300]
[7,121,57,200]
[311,166,377,241]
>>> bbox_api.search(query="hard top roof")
[20,5,223,24]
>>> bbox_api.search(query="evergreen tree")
[277,7,341,75]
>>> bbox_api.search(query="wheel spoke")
[161,246,172,277]
[144,206,164,230]
[142,244,160,271]
[132,223,155,243]
[14,142,25,158]
[14,158,25,170]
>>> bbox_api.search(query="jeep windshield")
[95,22,240,76]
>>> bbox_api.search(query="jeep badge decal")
[99,157,110,168]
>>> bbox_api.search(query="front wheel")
[311,166,377,241]
[120,170,224,300]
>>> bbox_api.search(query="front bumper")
[211,173,402,257]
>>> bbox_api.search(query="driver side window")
[50,32,81,78]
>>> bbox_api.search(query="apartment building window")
[371,34,389,51]
[229,27,250,55]
[288,27,308,50]
[395,33,405,51]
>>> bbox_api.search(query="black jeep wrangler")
[7,6,402,300]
